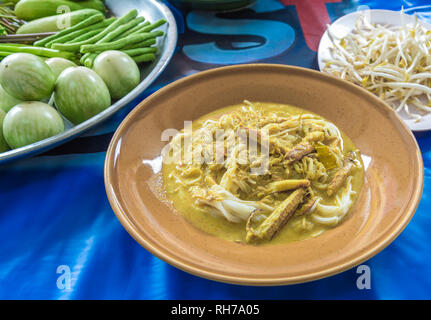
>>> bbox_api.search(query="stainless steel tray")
[0,0,177,164]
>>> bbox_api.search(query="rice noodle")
[312,176,355,225]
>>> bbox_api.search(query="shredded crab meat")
[323,9,431,122]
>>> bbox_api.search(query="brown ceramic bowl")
[104,64,423,285]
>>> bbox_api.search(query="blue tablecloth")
[1,0,431,300]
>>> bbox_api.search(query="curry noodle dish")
[162,101,364,245]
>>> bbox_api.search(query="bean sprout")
[323,9,431,122]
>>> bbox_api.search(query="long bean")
[34,13,104,47]
[79,17,146,67]
[113,19,166,42]
[134,19,166,35]
[41,17,116,48]
[83,53,97,68]
[0,45,77,61]
[52,9,139,52]
[45,28,91,48]
[80,52,92,65]
[122,38,157,50]
[122,47,157,57]
[84,50,156,68]
[114,21,150,39]
[0,43,27,47]
[97,17,146,43]
[68,28,104,43]
[83,46,158,68]
[80,31,163,53]
[133,53,155,64]
[82,44,154,68]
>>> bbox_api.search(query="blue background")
[1,0,431,299]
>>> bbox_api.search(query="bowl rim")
[104,63,424,285]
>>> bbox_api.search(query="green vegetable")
[0,84,22,114]
[46,57,77,80]
[118,22,150,39]
[52,9,138,52]
[133,53,156,64]
[122,38,157,50]
[45,28,95,47]
[97,16,146,44]
[82,53,96,67]
[121,47,157,57]
[34,13,104,47]
[80,31,164,53]
[16,9,101,34]
[54,66,111,124]
[15,0,106,21]
[0,109,10,153]
[120,19,166,39]
[46,17,115,46]
[2,102,65,149]
[86,44,157,66]
[0,44,78,61]
[93,51,140,100]
[68,28,104,43]
[0,53,56,101]
[79,15,145,68]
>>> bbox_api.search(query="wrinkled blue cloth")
[1,0,431,300]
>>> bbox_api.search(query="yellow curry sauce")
[162,102,364,245]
